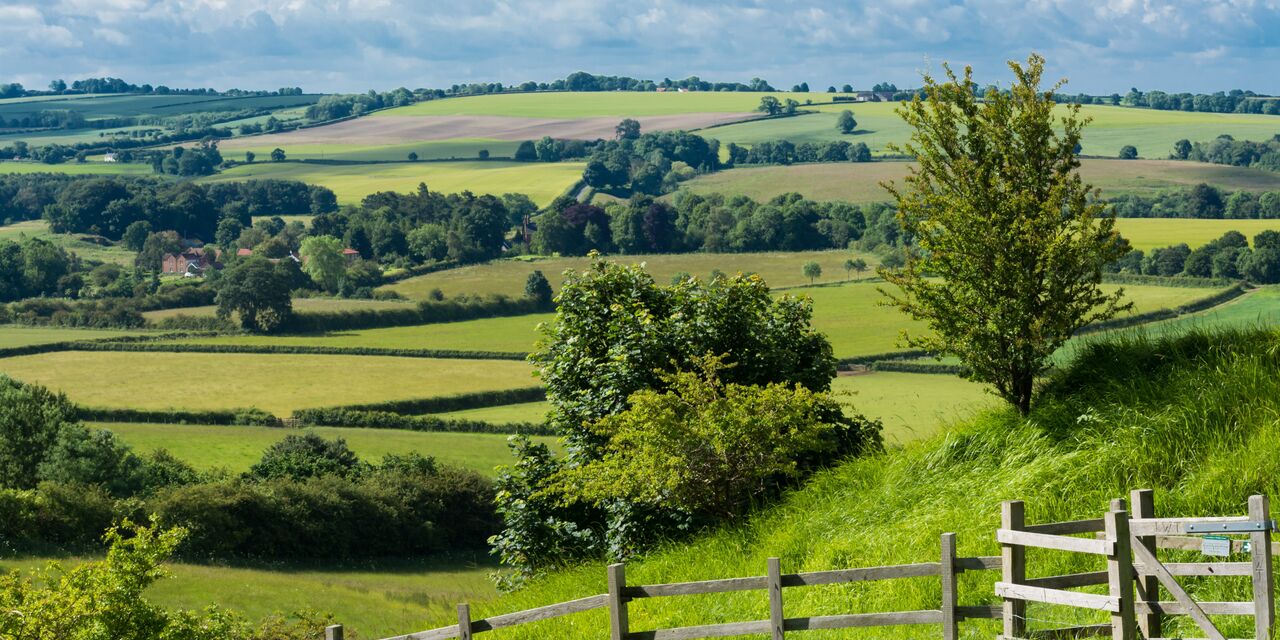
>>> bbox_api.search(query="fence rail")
[350,490,1276,640]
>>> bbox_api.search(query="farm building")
[161,248,220,276]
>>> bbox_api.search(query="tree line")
[1054,88,1280,116]
[1108,229,1280,283]
[1170,134,1280,172]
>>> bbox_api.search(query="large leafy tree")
[880,54,1129,415]
[215,256,294,333]
[298,235,345,293]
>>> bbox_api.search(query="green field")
[0,219,138,264]
[0,325,146,348]
[96,422,554,477]
[676,159,1280,204]
[157,313,553,353]
[0,555,497,640]
[437,400,551,425]
[1113,217,1280,251]
[803,281,1212,358]
[831,372,992,443]
[706,101,1280,157]
[141,296,418,321]
[0,160,154,177]
[0,93,321,121]
[199,160,585,206]
[219,138,522,162]
[384,250,882,300]
[0,352,535,415]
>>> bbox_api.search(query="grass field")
[383,250,882,300]
[199,160,584,206]
[96,422,554,477]
[376,91,824,118]
[218,138,522,162]
[0,555,497,640]
[707,101,1280,157]
[0,325,145,348]
[0,160,154,176]
[676,159,1280,204]
[436,401,551,425]
[0,352,536,415]
[156,313,553,353]
[800,281,1213,358]
[1112,218,1280,251]
[0,93,321,121]
[0,219,138,264]
[140,296,418,321]
[831,372,992,443]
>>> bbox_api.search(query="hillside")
[427,327,1280,640]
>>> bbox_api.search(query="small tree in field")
[802,260,821,284]
[836,109,857,134]
[880,54,1130,415]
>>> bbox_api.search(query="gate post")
[1105,508,1137,640]
[767,557,785,640]
[940,533,958,640]
[1249,494,1275,639]
[1001,500,1026,639]
[1130,489,1161,638]
[607,563,630,640]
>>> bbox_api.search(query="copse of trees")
[582,130,720,195]
[724,139,872,165]
[1170,134,1280,172]
[532,192,871,256]
[1107,230,1280,283]
[1106,184,1280,219]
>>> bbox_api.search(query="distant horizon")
[1,1,1277,96]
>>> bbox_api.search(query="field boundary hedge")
[289,407,552,435]
[1102,273,1238,288]
[1079,282,1247,334]
[77,405,280,426]
[284,296,548,332]
[0,330,221,360]
[67,341,529,361]
[308,386,546,415]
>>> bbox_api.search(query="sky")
[1,0,1278,95]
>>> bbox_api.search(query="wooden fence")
[339,491,1276,640]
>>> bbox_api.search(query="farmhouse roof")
[236,248,253,256]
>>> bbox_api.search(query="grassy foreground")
[424,328,1280,640]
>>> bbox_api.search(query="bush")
[283,295,544,332]
[247,434,362,481]
[36,425,148,497]
[0,375,78,490]
[290,407,552,435]
[306,386,545,415]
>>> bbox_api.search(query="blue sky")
[1,0,1278,95]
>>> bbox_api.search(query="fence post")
[940,533,958,640]
[1249,494,1275,639]
[324,624,343,640]
[457,603,472,640]
[1105,508,1136,640]
[607,563,629,640]
[767,557,785,640]
[1001,500,1026,639]
[1131,489,1160,638]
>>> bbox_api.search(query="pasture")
[1112,217,1280,251]
[199,160,585,206]
[437,401,552,425]
[0,325,145,348]
[675,159,1280,204]
[0,160,154,177]
[0,555,497,640]
[0,352,536,415]
[219,138,522,162]
[374,91,824,117]
[831,371,992,443]
[0,219,138,264]
[157,313,553,353]
[0,93,321,122]
[97,422,555,477]
[383,250,881,300]
[708,101,1280,157]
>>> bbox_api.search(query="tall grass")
[405,328,1280,640]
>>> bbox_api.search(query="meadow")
[831,371,991,443]
[96,421,555,477]
[383,250,882,300]
[0,160,154,177]
[373,91,822,118]
[199,160,585,206]
[0,554,498,640]
[1112,218,1280,251]
[437,401,552,425]
[0,352,536,415]
[0,219,138,264]
[0,325,146,348]
[708,100,1280,157]
[0,93,321,122]
[218,138,522,162]
[676,159,1280,203]
[155,313,553,353]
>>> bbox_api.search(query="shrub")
[0,375,78,490]
[36,425,148,497]
[247,434,362,481]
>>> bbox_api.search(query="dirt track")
[218,113,759,147]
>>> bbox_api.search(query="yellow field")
[0,352,536,415]
[1113,218,1280,251]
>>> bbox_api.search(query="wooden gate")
[997,490,1275,640]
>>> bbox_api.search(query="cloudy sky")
[1,0,1278,95]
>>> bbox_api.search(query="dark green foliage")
[524,270,553,307]
[247,434,362,481]
[1118,145,1138,159]
[282,294,543,333]
[215,256,294,333]
[1180,134,1280,172]
[291,408,552,436]
[0,375,78,490]
[0,236,77,302]
[76,406,280,427]
[304,386,545,415]
[36,425,148,497]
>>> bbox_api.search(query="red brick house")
[161,248,220,276]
